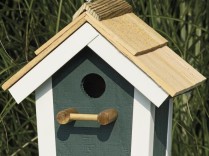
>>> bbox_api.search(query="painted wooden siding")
[52,47,134,156]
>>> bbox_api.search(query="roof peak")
[73,0,132,21]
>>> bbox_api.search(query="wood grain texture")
[97,109,118,125]
[133,46,206,96]
[56,108,78,124]
[94,34,206,96]
[2,12,206,98]
[101,13,167,55]
[85,15,206,96]
[73,0,132,21]
[85,12,167,56]
[69,114,98,121]
[56,108,118,125]
[2,14,87,91]
[35,13,87,55]
[72,3,88,21]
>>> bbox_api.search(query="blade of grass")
[10,136,38,156]
[56,0,63,33]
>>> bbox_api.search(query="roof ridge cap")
[73,0,132,21]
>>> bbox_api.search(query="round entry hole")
[82,73,106,98]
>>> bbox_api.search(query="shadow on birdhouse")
[57,120,116,142]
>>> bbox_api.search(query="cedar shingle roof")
[2,0,206,97]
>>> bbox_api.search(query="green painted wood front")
[52,47,134,156]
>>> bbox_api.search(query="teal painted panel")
[52,47,134,156]
[153,99,169,156]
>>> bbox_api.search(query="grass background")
[0,0,208,155]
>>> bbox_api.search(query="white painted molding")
[88,35,168,107]
[35,78,56,156]
[166,99,173,156]
[131,89,155,156]
[9,23,99,103]
[9,23,168,106]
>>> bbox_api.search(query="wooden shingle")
[73,0,133,21]
[2,0,206,98]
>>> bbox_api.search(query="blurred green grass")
[0,0,208,155]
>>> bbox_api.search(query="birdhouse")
[2,0,206,156]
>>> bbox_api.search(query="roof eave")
[2,13,88,91]
[2,10,206,103]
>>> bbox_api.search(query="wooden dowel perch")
[56,108,118,125]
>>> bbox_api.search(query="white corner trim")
[131,89,155,156]
[35,78,56,156]
[166,99,173,156]
[9,23,99,103]
[87,35,169,107]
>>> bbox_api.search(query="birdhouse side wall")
[153,99,173,156]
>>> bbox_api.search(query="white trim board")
[88,35,168,106]
[35,78,56,156]
[9,23,99,103]
[9,23,168,106]
[131,89,155,156]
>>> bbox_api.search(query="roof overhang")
[2,3,206,107]
[6,23,169,107]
